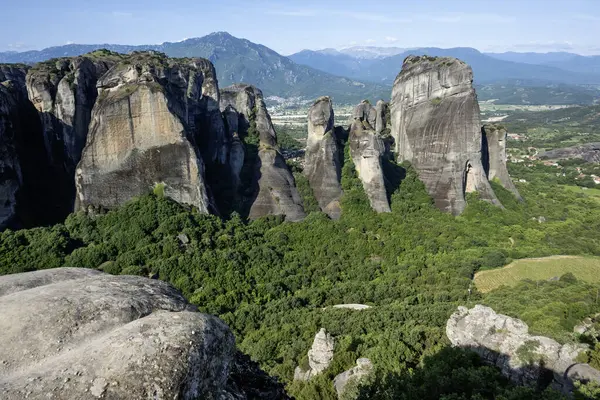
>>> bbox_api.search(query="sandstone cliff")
[0,268,288,399]
[353,100,377,129]
[390,56,501,215]
[220,84,305,221]
[0,64,28,96]
[304,96,343,219]
[447,305,600,393]
[482,124,522,199]
[75,52,214,212]
[349,117,391,213]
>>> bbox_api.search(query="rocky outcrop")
[0,84,23,229]
[0,64,28,96]
[353,100,377,129]
[333,358,373,399]
[539,142,600,163]
[294,328,335,381]
[447,305,600,393]
[26,51,122,175]
[390,56,501,215]
[220,84,305,221]
[374,100,387,136]
[482,124,522,199]
[75,52,215,212]
[0,268,288,399]
[304,96,343,218]
[349,118,391,213]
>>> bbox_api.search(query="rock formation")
[349,117,391,213]
[353,100,377,129]
[482,124,522,199]
[374,100,387,136]
[333,358,373,399]
[0,268,288,399]
[0,84,23,229]
[539,142,600,163]
[390,56,501,215]
[26,51,122,176]
[75,52,215,212]
[447,305,600,393]
[220,84,305,221]
[294,328,335,381]
[304,96,343,218]
[0,64,28,96]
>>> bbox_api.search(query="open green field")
[561,185,600,202]
[474,255,600,293]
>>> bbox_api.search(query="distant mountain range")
[3,33,600,104]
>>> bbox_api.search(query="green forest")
[2,154,600,398]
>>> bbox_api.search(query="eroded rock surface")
[349,118,391,213]
[294,328,335,381]
[0,64,28,96]
[304,96,343,218]
[0,84,23,228]
[447,305,600,393]
[75,52,214,212]
[353,100,377,129]
[391,56,500,215]
[482,124,522,199]
[220,84,305,221]
[333,358,373,399]
[0,268,288,399]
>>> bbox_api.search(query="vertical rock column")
[304,96,343,219]
[390,55,501,215]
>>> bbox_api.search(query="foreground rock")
[294,328,335,381]
[353,100,377,129]
[391,56,501,215]
[333,358,373,399]
[0,64,28,96]
[482,124,522,199]
[447,305,600,393]
[220,84,305,221]
[75,52,214,212]
[349,118,391,213]
[304,96,343,218]
[539,142,600,163]
[0,268,288,399]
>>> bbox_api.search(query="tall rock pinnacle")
[390,55,501,215]
[304,96,343,219]
[482,124,522,200]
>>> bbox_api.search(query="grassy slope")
[475,255,600,293]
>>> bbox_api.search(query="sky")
[2,0,600,55]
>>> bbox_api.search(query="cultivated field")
[474,255,600,293]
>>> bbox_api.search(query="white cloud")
[7,42,27,49]
[365,39,376,44]
[385,36,399,43]
[572,14,600,22]
[512,40,575,51]
[111,11,133,18]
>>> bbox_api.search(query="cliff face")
[482,124,522,199]
[26,52,122,175]
[390,56,501,215]
[349,118,391,213]
[0,64,28,96]
[539,142,600,163]
[0,84,22,229]
[353,100,377,129]
[75,53,214,212]
[220,84,305,221]
[304,97,343,219]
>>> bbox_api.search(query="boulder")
[304,96,343,219]
[482,124,522,199]
[539,142,600,163]
[349,119,391,213]
[0,267,290,399]
[333,358,373,399]
[390,56,501,215]
[220,84,305,221]
[75,52,214,213]
[294,328,335,381]
[446,305,600,393]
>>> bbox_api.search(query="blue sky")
[2,0,600,55]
